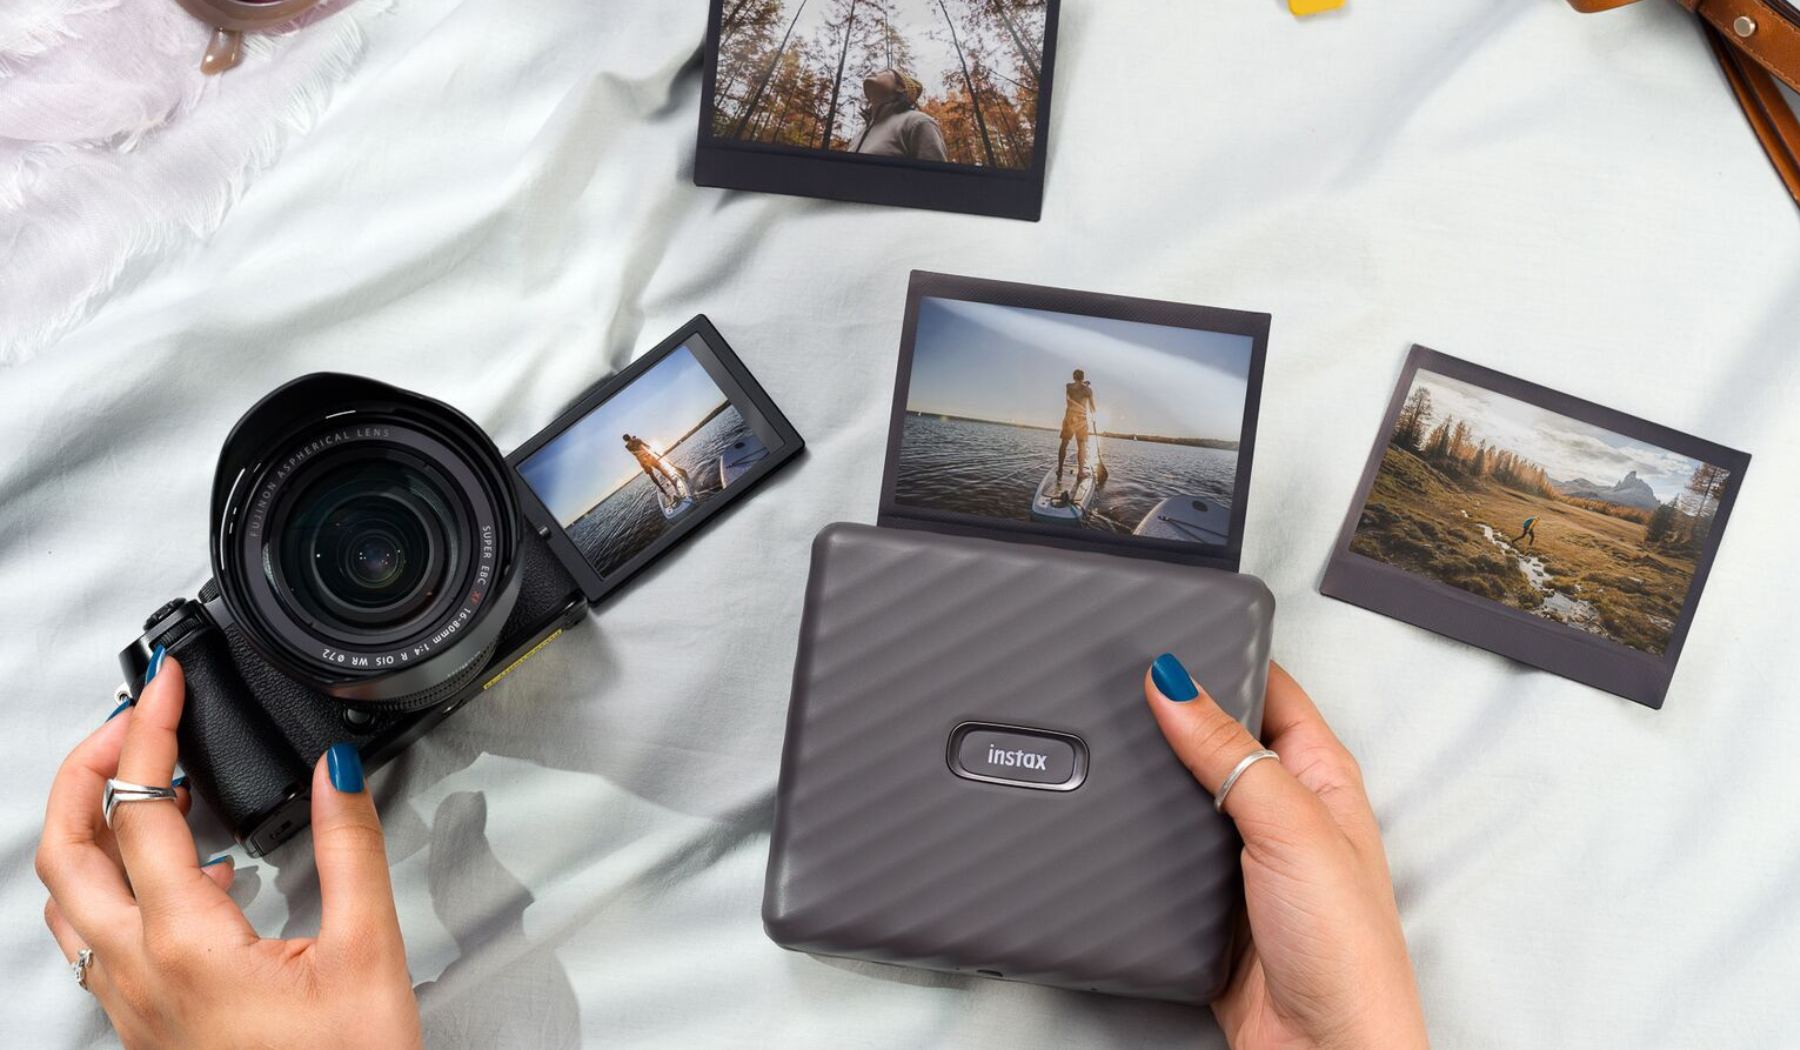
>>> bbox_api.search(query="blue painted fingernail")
[173,775,188,789]
[326,743,364,793]
[143,645,166,687]
[1151,653,1200,702]
[105,698,133,722]
[200,854,233,869]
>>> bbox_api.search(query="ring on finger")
[1214,748,1279,812]
[72,947,96,992]
[103,779,180,828]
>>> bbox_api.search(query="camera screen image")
[892,295,1257,549]
[517,338,771,579]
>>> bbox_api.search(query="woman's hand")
[1144,655,1428,1050]
[36,654,423,1050]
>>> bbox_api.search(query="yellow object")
[1290,0,1344,14]
[482,629,564,690]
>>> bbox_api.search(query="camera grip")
[165,623,314,838]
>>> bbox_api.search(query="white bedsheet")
[5,1,1799,1047]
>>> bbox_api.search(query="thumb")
[309,743,405,966]
[1143,653,1331,847]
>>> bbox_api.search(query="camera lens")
[213,374,523,712]
[277,458,457,635]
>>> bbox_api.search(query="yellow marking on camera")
[1290,0,1343,14]
[482,629,564,690]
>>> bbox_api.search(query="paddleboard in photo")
[660,466,697,520]
[1132,495,1230,545]
[719,433,770,487]
[1029,431,1102,525]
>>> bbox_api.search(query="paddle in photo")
[1323,346,1750,709]
[879,272,1269,572]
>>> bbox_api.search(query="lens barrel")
[209,375,523,711]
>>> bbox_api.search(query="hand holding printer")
[1146,655,1430,1050]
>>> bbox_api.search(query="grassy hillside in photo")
[1351,446,1699,655]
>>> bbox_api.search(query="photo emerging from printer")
[892,295,1257,548]
[710,0,1047,170]
[1348,369,1733,656]
[516,342,770,579]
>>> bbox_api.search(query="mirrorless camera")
[117,318,802,855]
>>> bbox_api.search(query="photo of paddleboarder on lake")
[890,293,1258,548]
[1348,368,1734,656]
[517,344,759,579]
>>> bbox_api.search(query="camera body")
[115,321,805,856]
[119,375,587,856]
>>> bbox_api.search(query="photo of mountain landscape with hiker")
[1350,369,1731,655]
[711,0,1046,169]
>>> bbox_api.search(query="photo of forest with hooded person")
[1350,369,1732,656]
[710,0,1047,170]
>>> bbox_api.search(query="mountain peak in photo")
[1552,471,1661,510]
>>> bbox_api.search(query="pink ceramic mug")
[170,0,326,74]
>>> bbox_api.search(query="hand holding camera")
[38,656,423,1050]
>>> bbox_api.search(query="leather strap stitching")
[1699,5,1800,94]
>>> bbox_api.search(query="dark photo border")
[694,0,1061,221]
[506,315,806,606]
[1320,345,1751,710]
[877,270,1270,573]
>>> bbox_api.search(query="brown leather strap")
[1707,21,1800,204]
[1695,0,1800,93]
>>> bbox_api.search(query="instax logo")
[986,744,1048,771]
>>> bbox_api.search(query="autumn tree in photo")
[1641,461,1731,551]
[1392,385,1434,452]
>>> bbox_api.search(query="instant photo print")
[695,0,1060,219]
[1322,346,1750,710]
[508,315,804,603]
[763,273,1276,1003]
[879,270,1269,572]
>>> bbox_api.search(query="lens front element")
[277,457,458,635]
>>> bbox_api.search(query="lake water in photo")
[894,414,1238,538]
[565,405,752,578]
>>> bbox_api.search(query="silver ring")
[103,778,179,828]
[1214,749,1279,812]
[72,947,94,991]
